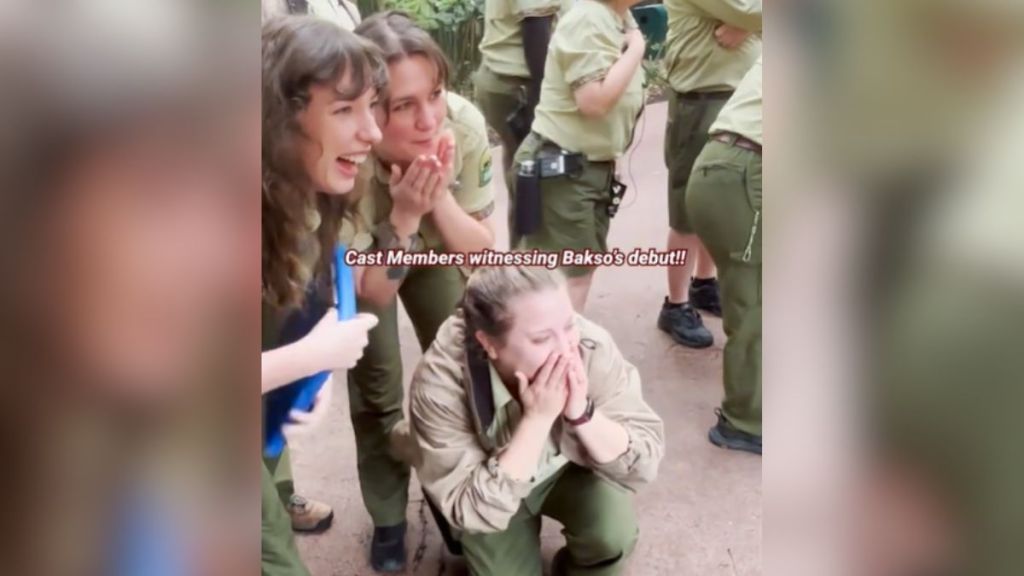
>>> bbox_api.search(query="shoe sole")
[657,317,713,349]
[292,511,334,534]
[708,427,762,455]
[692,304,722,318]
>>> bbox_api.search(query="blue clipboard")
[263,246,356,458]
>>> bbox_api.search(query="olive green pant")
[666,90,732,234]
[460,464,638,576]
[474,65,530,181]
[265,446,295,503]
[511,132,616,278]
[349,265,466,527]
[262,459,310,576]
[685,140,762,435]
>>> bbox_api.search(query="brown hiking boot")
[287,494,334,533]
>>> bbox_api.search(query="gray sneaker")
[708,410,762,455]
[657,299,713,348]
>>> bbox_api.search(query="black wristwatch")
[564,397,595,427]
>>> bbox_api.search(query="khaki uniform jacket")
[479,0,573,79]
[262,0,361,30]
[409,312,665,534]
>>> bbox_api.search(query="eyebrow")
[389,95,415,107]
[388,82,444,106]
[527,320,574,337]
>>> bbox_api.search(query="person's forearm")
[261,342,315,394]
[573,411,630,464]
[430,195,495,253]
[522,16,553,108]
[497,414,555,481]
[577,44,645,117]
[355,210,422,308]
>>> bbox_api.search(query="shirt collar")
[489,363,514,414]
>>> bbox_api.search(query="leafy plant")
[357,0,484,98]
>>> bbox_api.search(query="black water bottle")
[515,160,542,237]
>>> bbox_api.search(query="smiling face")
[478,285,581,384]
[295,71,382,195]
[372,56,447,166]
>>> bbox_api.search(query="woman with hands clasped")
[410,266,665,576]
[336,11,499,572]
[260,16,386,576]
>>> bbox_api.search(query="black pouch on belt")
[507,102,532,143]
[514,159,542,236]
[506,87,532,142]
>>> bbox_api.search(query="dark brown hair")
[262,15,387,309]
[354,11,450,110]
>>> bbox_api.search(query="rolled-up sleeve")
[578,332,665,490]
[409,358,532,534]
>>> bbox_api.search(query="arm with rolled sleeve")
[409,359,531,534]
[571,330,665,490]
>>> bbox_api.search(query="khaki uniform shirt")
[339,92,495,251]
[262,0,361,30]
[410,313,665,534]
[710,55,762,145]
[479,0,573,79]
[663,0,762,94]
[531,0,646,161]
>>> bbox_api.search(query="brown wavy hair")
[262,15,386,309]
[354,11,450,113]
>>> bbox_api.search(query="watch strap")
[564,397,595,427]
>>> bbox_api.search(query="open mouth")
[336,153,368,173]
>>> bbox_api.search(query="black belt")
[711,131,762,155]
[678,90,734,102]
[530,132,614,171]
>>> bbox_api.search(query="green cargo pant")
[349,264,466,527]
[474,65,530,181]
[510,132,616,278]
[262,460,310,576]
[666,90,732,234]
[685,139,762,435]
[264,446,295,503]
[460,464,638,576]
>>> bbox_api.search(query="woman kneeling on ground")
[410,266,664,576]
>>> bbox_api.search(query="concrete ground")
[288,101,761,575]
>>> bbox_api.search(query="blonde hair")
[461,267,566,343]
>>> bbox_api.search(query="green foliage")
[358,0,485,98]
[641,41,669,94]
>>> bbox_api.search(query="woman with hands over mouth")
[410,266,665,576]
[337,11,498,572]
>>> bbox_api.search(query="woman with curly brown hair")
[260,15,387,576]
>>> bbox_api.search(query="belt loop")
[742,210,761,263]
